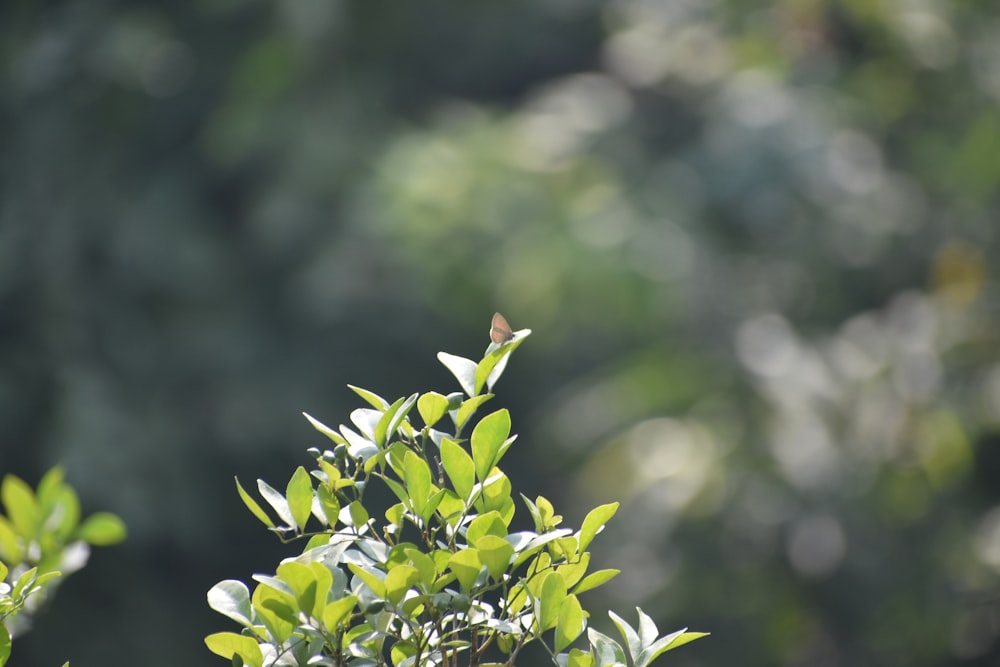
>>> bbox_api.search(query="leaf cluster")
[207,329,706,667]
[0,468,127,665]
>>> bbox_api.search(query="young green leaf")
[555,594,585,651]
[453,394,493,431]
[235,478,274,528]
[207,579,253,627]
[384,564,419,606]
[572,569,620,595]
[537,571,568,631]
[608,610,642,665]
[76,512,127,546]
[636,628,710,667]
[440,439,475,501]
[204,632,264,667]
[402,451,432,519]
[285,466,314,531]
[578,503,618,552]
[471,409,511,482]
[323,595,359,633]
[467,511,507,544]
[417,392,451,428]
[2,475,40,537]
[437,352,478,397]
[587,628,627,667]
[448,548,482,591]
[476,535,514,582]
[303,412,348,446]
[348,384,390,410]
[566,647,595,667]
[0,625,9,667]
[348,563,387,599]
[257,479,295,528]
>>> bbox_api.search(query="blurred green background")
[4,0,1000,665]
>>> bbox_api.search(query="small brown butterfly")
[490,312,515,345]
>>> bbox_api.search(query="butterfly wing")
[490,312,514,344]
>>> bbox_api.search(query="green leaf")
[323,595,358,633]
[417,392,450,428]
[316,484,341,527]
[580,503,618,551]
[348,384,390,410]
[347,563,387,598]
[636,627,710,667]
[453,394,493,431]
[404,548,437,589]
[437,352,478,397]
[608,610,641,664]
[555,594,585,651]
[478,472,513,518]
[448,548,482,591]
[276,561,321,618]
[467,511,507,544]
[384,564,419,606]
[204,632,264,667]
[252,585,296,644]
[573,569,620,595]
[636,607,658,651]
[476,535,514,582]
[207,580,253,627]
[0,517,22,564]
[302,412,348,446]
[257,479,295,528]
[471,409,511,482]
[0,624,9,667]
[587,628,627,667]
[435,490,466,529]
[537,571,568,632]
[347,501,370,529]
[474,346,512,396]
[285,466,314,531]
[402,451,432,519]
[384,393,418,446]
[2,475,39,537]
[441,439,475,501]
[477,329,531,393]
[557,552,590,590]
[374,395,406,448]
[235,478,274,528]
[76,511,126,546]
[567,647,595,667]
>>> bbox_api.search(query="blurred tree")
[2,0,999,666]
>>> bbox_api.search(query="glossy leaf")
[417,391,450,427]
[204,632,264,667]
[573,569,620,595]
[537,571,568,631]
[555,594,585,651]
[285,466,314,530]
[302,412,348,446]
[437,352,478,397]
[454,394,493,431]
[476,535,514,582]
[257,479,295,528]
[384,564,419,606]
[448,548,482,590]
[207,579,253,627]
[440,438,475,501]
[348,384,390,410]
[323,595,359,633]
[471,409,511,482]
